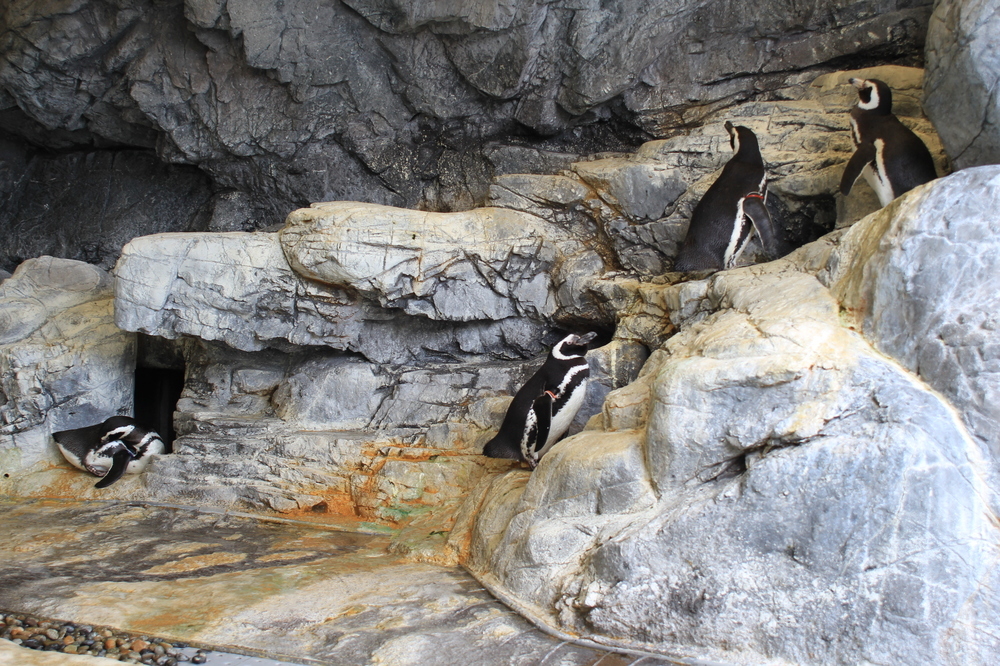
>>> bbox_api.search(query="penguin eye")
[859,87,872,104]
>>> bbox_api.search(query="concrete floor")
[0,498,678,666]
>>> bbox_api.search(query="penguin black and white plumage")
[483,331,597,469]
[674,122,784,272]
[53,416,165,488]
[840,77,937,207]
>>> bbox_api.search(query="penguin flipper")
[840,143,876,195]
[94,450,134,488]
[523,393,554,470]
[534,392,553,451]
[742,194,783,260]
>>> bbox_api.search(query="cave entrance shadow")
[133,335,186,453]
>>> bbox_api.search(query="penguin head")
[724,121,762,162]
[551,331,597,360]
[850,78,892,114]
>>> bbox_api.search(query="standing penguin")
[840,77,937,207]
[53,416,165,488]
[483,331,597,469]
[674,122,783,272]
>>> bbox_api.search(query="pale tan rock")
[491,66,948,276]
[279,201,603,323]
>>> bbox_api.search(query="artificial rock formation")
[105,193,649,531]
[827,165,1000,475]
[1,0,934,270]
[458,169,1000,664]
[0,29,994,662]
[493,65,948,275]
[924,0,1000,170]
[113,230,554,364]
[0,257,135,474]
[279,201,606,324]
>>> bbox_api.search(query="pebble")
[0,612,216,664]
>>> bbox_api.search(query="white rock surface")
[462,173,1000,664]
[114,230,551,364]
[279,201,606,323]
[825,165,1000,474]
[0,257,135,475]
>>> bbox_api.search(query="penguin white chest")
[547,374,588,447]
[126,432,166,472]
[863,139,895,207]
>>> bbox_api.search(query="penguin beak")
[849,77,865,89]
[574,331,598,345]
[724,120,735,137]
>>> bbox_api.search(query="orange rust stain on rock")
[275,490,361,524]
[143,552,247,575]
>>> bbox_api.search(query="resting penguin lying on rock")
[674,121,784,272]
[483,331,596,469]
[53,416,165,488]
[840,77,937,207]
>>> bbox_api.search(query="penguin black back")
[483,331,596,467]
[840,77,937,206]
[675,122,780,272]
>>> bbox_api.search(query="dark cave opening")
[134,334,187,454]
[133,366,185,454]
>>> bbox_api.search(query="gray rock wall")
[459,171,1000,664]
[0,258,135,474]
[825,165,1000,475]
[0,0,933,269]
[924,0,1000,170]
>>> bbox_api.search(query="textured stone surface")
[925,0,1000,170]
[0,639,121,665]
[0,258,134,475]
[1,320,639,538]
[491,66,947,275]
[279,201,606,324]
[462,227,1000,663]
[0,148,212,272]
[0,0,932,245]
[113,230,552,364]
[0,499,671,666]
[825,165,1000,473]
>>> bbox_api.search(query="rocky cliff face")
[2,1,1000,664]
[0,0,932,270]
[457,167,1000,665]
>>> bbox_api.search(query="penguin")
[52,416,165,488]
[674,121,783,272]
[483,331,597,469]
[840,77,937,207]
